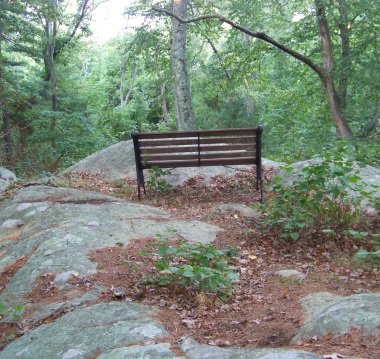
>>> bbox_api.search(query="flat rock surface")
[97,343,184,359]
[0,185,221,320]
[275,269,304,279]
[214,203,262,219]
[181,338,322,359]
[292,292,380,343]
[0,302,167,359]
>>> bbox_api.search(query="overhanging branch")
[152,6,324,77]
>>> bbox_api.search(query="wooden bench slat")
[200,151,255,160]
[201,158,256,166]
[136,128,257,139]
[143,157,256,169]
[201,144,255,152]
[141,154,199,162]
[140,144,255,154]
[141,151,256,163]
[139,138,199,147]
[200,136,255,145]
[140,146,199,154]
[139,136,256,147]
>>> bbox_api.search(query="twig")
[174,331,197,344]
[300,268,309,282]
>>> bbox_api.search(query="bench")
[131,126,264,202]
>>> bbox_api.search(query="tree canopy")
[1,0,379,174]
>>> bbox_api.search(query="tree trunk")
[315,0,353,138]
[0,15,11,163]
[320,76,352,138]
[0,1,4,164]
[171,0,196,131]
[161,83,171,129]
[120,61,138,106]
[46,18,58,146]
[337,0,350,109]
[2,109,12,162]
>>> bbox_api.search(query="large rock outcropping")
[1,185,379,358]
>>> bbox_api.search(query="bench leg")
[256,165,264,204]
[259,180,264,204]
[137,169,145,200]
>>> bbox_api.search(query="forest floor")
[1,170,380,358]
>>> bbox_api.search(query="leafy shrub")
[355,141,380,168]
[140,235,239,301]
[259,142,376,240]
[146,166,173,195]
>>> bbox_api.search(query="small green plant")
[141,234,239,301]
[0,303,23,321]
[110,179,134,196]
[354,233,380,267]
[118,259,144,271]
[310,273,320,282]
[259,142,377,240]
[146,166,173,195]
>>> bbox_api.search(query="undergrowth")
[140,233,239,301]
[258,142,379,265]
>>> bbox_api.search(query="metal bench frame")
[131,126,264,202]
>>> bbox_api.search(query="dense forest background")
[1,0,379,177]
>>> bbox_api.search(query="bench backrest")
[131,126,263,170]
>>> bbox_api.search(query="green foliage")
[0,303,23,321]
[0,302,23,340]
[2,0,380,178]
[146,166,173,195]
[354,233,380,267]
[355,141,380,168]
[259,142,377,240]
[141,234,239,301]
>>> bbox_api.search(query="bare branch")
[152,6,324,77]
[188,2,231,80]
[64,0,109,52]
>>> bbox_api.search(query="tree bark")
[120,61,138,106]
[315,0,352,138]
[0,2,12,163]
[2,109,12,162]
[43,6,58,147]
[0,1,4,164]
[171,0,196,131]
[161,83,171,129]
[337,0,349,109]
